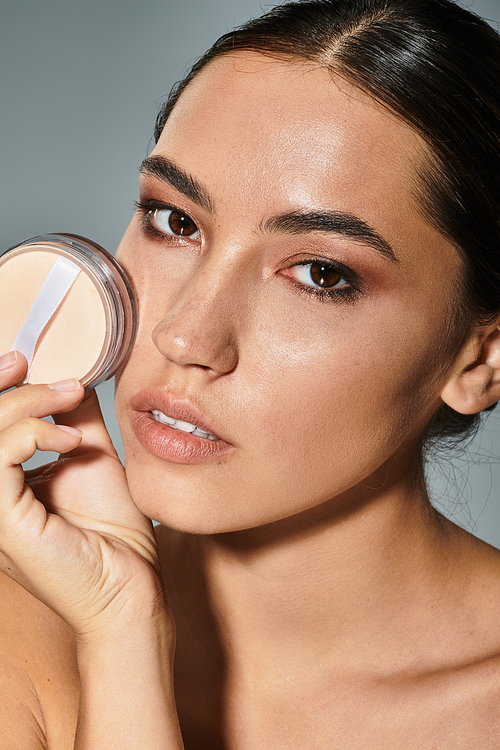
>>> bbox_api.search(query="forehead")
[157,53,426,183]
[152,53,456,273]
[159,56,418,198]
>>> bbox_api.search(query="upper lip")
[130,387,230,443]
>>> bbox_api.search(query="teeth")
[151,410,218,440]
[173,418,197,434]
[151,410,176,426]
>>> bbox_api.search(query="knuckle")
[0,358,26,389]
[0,415,39,445]
[0,382,77,429]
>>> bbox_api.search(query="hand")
[0,351,165,640]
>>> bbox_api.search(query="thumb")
[52,388,118,459]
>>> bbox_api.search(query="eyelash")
[135,199,200,242]
[285,261,359,303]
[135,199,360,303]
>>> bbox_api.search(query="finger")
[0,350,28,390]
[0,377,85,431]
[0,417,82,500]
[53,388,119,459]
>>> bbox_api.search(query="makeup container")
[0,233,137,388]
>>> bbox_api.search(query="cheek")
[241,308,442,471]
[113,252,448,531]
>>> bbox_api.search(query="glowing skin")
[114,54,462,533]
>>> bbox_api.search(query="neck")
[194,473,459,680]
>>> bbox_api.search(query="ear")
[441,321,500,415]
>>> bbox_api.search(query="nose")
[151,263,240,376]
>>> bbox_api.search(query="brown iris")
[164,209,198,236]
[309,263,342,288]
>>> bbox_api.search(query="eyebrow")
[140,155,398,264]
[262,211,398,264]
[140,155,215,213]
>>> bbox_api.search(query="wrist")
[75,593,175,652]
[74,603,182,750]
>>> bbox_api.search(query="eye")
[287,262,348,290]
[150,208,200,239]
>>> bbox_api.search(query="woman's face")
[115,54,462,533]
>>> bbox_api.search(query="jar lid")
[0,233,137,388]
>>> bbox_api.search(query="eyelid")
[135,197,196,217]
[286,261,349,290]
[135,183,205,220]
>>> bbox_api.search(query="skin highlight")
[115,54,463,534]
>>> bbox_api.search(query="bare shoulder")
[407,526,500,744]
[0,569,78,749]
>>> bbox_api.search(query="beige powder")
[0,248,107,383]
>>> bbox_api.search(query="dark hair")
[154,0,500,446]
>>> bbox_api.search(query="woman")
[1,0,500,746]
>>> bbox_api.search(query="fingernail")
[47,378,81,392]
[0,351,18,370]
[56,424,82,437]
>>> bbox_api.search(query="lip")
[130,388,235,464]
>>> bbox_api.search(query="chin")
[125,469,302,537]
[126,474,239,535]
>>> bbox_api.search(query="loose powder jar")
[0,234,137,388]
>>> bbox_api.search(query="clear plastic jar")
[0,233,137,388]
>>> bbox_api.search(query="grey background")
[1,0,500,544]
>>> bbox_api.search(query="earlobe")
[440,323,500,415]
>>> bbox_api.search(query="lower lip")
[131,411,235,464]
